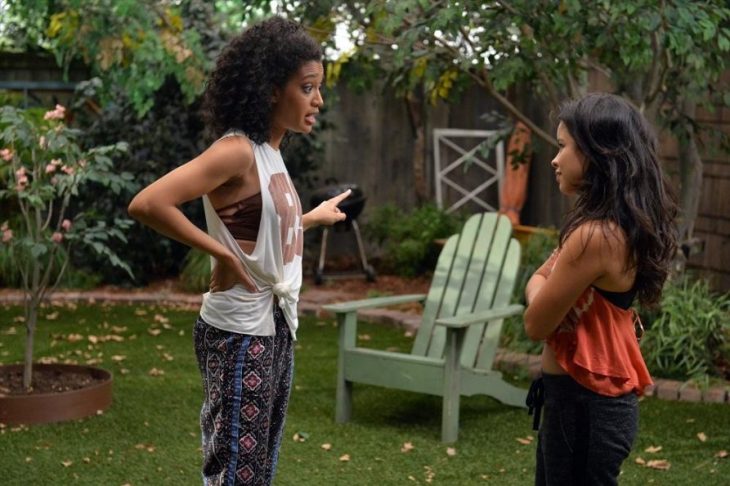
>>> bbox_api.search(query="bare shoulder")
[198,134,255,176]
[563,220,630,268]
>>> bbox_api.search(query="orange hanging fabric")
[499,121,532,225]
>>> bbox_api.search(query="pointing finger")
[330,189,352,206]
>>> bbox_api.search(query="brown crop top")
[215,192,262,241]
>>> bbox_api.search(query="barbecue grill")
[310,182,376,284]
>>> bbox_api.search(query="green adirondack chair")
[322,212,527,442]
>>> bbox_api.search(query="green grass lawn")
[0,302,728,485]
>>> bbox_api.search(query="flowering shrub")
[0,103,135,390]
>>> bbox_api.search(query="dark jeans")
[535,373,638,486]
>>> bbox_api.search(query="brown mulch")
[308,274,432,296]
[0,366,103,396]
[0,274,433,301]
[307,274,433,314]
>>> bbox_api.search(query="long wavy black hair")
[201,16,322,144]
[557,93,678,306]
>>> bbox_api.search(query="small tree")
[0,104,135,391]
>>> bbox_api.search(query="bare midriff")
[236,239,256,255]
[208,239,257,292]
[541,344,568,374]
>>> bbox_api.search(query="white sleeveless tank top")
[199,132,303,338]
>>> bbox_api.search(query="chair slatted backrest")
[411,213,521,369]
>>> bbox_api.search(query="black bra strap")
[593,285,636,310]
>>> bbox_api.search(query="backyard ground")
[0,284,728,485]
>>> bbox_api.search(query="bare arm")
[525,273,547,306]
[524,248,559,305]
[127,137,256,289]
[523,224,608,341]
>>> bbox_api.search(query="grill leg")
[351,220,376,282]
[315,227,329,285]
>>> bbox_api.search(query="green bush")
[179,247,211,293]
[641,276,730,381]
[71,78,207,286]
[364,204,465,277]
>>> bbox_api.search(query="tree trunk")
[677,99,703,244]
[23,298,38,391]
[23,258,41,391]
[405,90,428,204]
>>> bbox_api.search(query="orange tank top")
[547,285,653,397]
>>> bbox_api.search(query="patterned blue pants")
[194,306,294,485]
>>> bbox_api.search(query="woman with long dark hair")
[523,92,678,485]
[128,16,348,485]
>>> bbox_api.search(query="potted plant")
[0,103,135,424]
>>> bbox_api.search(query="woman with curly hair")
[128,16,348,485]
[523,93,678,485]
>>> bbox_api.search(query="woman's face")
[270,61,324,137]
[551,122,586,195]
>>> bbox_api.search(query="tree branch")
[536,65,562,109]
[430,34,558,147]
[43,199,54,231]
[566,64,582,100]
[458,25,481,60]
[495,0,519,16]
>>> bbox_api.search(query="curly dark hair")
[202,16,322,144]
[557,92,678,306]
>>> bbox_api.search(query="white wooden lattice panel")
[433,129,505,214]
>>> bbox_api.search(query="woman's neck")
[268,128,285,150]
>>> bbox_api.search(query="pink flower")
[0,221,9,242]
[51,232,63,243]
[0,148,13,161]
[61,219,72,231]
[43,104,66,121]
[16,173,28,192]
[45,163,57,174]
[61,165,74,175]
[15,167,28,191]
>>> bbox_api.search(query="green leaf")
[30,243,47,258]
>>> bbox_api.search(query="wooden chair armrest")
[435,304,524,329]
